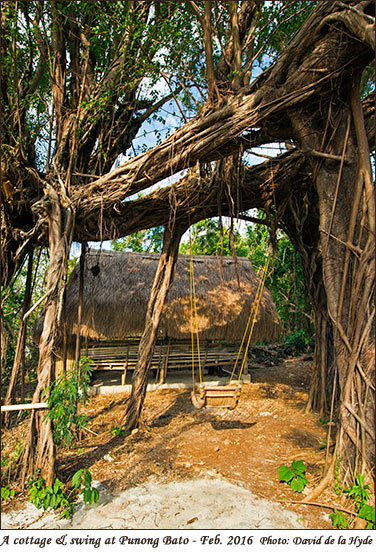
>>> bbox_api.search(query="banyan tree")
[1,0,374,494]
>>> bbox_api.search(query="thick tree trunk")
[289,80,375,479]
[124,223,186,430]
[20,186,74,485]
[278,180,335,418]
[3,250,34,425]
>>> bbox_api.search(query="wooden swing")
[189,249,271,410]
[185,159,275,411]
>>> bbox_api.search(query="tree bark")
[289,78,375,479]
[124,222,186,430]
[20,186,74,485]
[280,189,335,419]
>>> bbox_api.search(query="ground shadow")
[151,392,255,430]
[285,428,323,450]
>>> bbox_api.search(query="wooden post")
[155,340,163,383]
[74,242,86,367]
[203,340,209,373]
[121,345,129,386]
[159,337,171,384]
[242,343,249,377]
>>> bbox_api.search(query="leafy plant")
[28,475,72,519]
[330,508,349,529]
[72,469,99,505]
[282,329,309,355]
[1,485,15,502]
[358,503,375,529]
[27,468,99,519]
[111,424,126,437]
[330,471,375,530]
[1,442,9,467]
[344,474,375,529]
[344,473,371,507]
[45,357,93,447]
[278,460,308,493]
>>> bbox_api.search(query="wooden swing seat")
[191,382,242,410]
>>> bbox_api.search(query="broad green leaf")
[330,510,349,529]
[53,479,62,493]
[83,470,92,487]
[278,465,294,483]
[358,504,375,523]
[72,470,83,489]
[83,489,91,503]
[291,460,306,473]
[290,477,306,493]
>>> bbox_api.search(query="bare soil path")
[2,357,341,529]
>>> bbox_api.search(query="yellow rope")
[189,231,195,390]
[190,241,203,383]
[186,155,277,397]
[236,251,271,382]
[229,249,271,383]
[229,156,277,384]
[183,179,203,390]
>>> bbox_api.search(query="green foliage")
[72,469,99,506]
[343,474,375,529]
[253,1,317,71]
[245,222,312,339]
[180,218,249,258]
[1,440,24,476]
[278,460,308,493]
[28,468,99,519]
[344,473,371,507]
[45,357,93,447]
[330,470,375,530]
[1,485,16,502]
[358,503,375,528]
[112,226,164,253]
[330,509,349,529]
[28,475,72,519]
[1,443,9,468]
[282,329,309,354]
[111,425,126,437]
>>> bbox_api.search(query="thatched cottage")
[37,249,281,384]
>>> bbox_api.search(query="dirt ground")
[2,356,343,529]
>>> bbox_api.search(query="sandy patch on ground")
[1,477,304,530]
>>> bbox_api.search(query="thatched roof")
[53,249,281,343]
